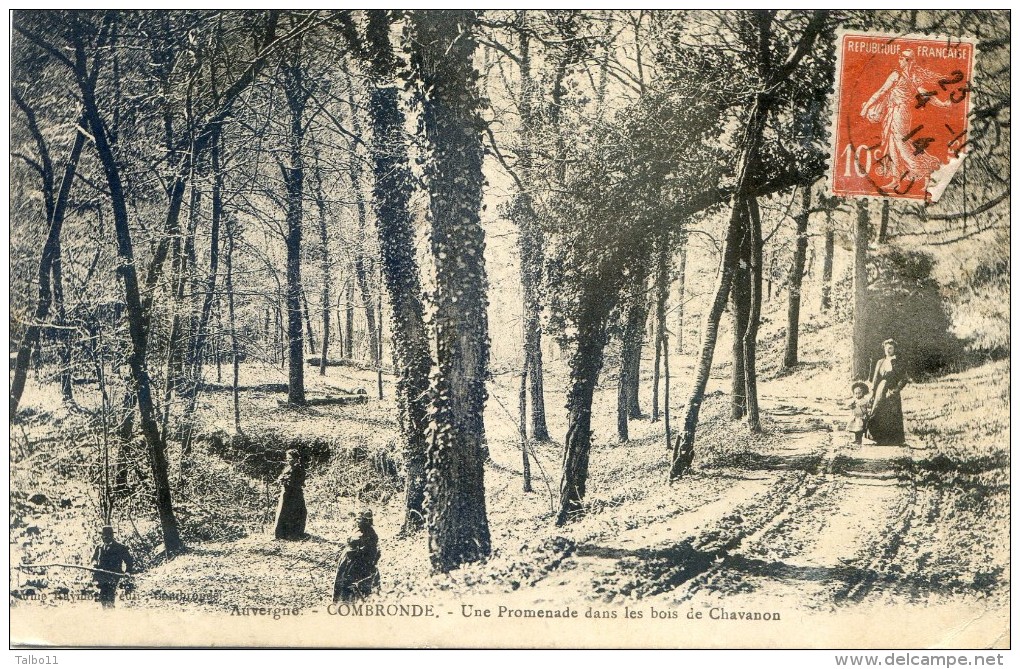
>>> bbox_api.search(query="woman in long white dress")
[859,49,951,191]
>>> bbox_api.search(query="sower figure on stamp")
[860,49,951,191]
[92,525,134,608]
[274,448,307,540]
[333,508,380,603]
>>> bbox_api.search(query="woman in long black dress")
[868,338,909,445]
[333,508,380,603]
[274,448,307,540]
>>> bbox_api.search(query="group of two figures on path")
[273,448,381,603]
[847,339,908,446]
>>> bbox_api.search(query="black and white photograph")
[8,9,1011,650]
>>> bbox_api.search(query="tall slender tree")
[281,30,309,406]
[783,185,811,369]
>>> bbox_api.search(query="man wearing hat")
[333,508,380,603]
[91,525,134,608]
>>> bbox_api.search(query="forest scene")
[9,10,1010,648]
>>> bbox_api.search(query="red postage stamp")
[830,31,975,201]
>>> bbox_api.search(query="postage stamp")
[830,31,976,201]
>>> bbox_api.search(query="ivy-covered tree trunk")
[730,228,751,420]
[366,9,433,533]
[412,10,492,571]
[558,310,610,525]
[282,47,307,406]
[783,186,810,369]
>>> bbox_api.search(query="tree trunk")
[188,131,223,385]
[513,21,550,443]
[412,10,492,572]
[651,242,670,422]
[852,200,871,380]
[616,348,630,443]
[161,185,199,435]
[10,117,85,416]
[730,228,751,420]
[742,197,764,433]
[53,236,73,402]
[376,277,384,399]
[617,275,648,440]
[820,209,835,313]
[783,185,811,370]
[301,288,316,356]
[519,361,533,493]
[662,329,672,449]
[557,313,609,524]
[181,133,224,460]
[347,86,380,365]
[312,151,330,376]
[676,242,687,354]
[878,198,890,243]
[344,278,355,359]
[627,318,644,419]
[366,10,433,533]
[225,208,241,433]
[79,59,184,557]
[620,277,648,431]
[282,52,307,406]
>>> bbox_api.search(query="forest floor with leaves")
[9,320,1010,647]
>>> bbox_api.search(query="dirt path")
[503,365,1007,623]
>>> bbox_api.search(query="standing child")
[846,381,872,445]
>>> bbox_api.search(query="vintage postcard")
[8,10,1010,651]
